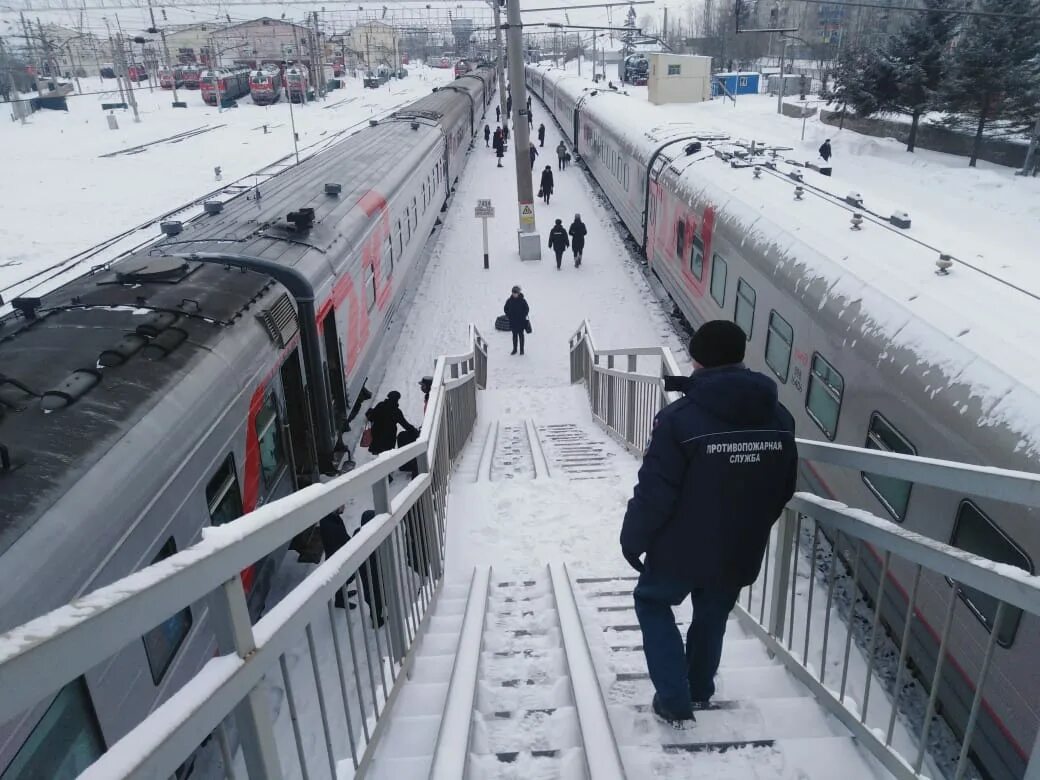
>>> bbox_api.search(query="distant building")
[647,53,712,105]
[712,71,761,97]
[36,24,106,76]
[164,23,221,65]
[345,20,399,68]
[213,17,318,68]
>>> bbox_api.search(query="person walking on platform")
[529,142,539,170]
[496,104,501,123]
[366,391,418,457]
[819,138,832,162]
[527,110,533,129]
[538,123,546,147]
[539,165,554,205]
[484,123,491,147]
[493,127,504,167]
[527,95,532,113]
[620,321,798,724]
[568,213,587,267]
[507,94,513,116]
[548,218,569,269]
[556,140,567,170]
[504,285,529,355]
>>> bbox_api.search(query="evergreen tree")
[941,0,1040,166]
[621,3,638,61]
[877,0,957,151]
[824,46,876,125]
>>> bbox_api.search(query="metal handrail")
[0,325,487,780]
[568,320,1040,780]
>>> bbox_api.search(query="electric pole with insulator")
[505,0,540,260]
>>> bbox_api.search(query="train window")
[142,538,193,684]
[0,678,104,780]
[806,353,843,439]
[765,311,793,382]
[861,412,916,522]
[255,394,285,490]
[690,236,704,279]
[734,278,756,339]
[675,220,685,259]
[395,219,402,258]
[949,501,1031,647]
[411,197,418,229]
[710,253,728,306]
[206,454,243,526]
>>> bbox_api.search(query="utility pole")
[116,34,140,122]
[592,32,596,80]
[0,37,27,123]
[312,11,325,98]
[663,7,668,48]
[491,0,508,131]
[776,36,787,115]
[1020,115,1040,177]
[104,19,126,104]
[20,13,42,80]
[505,0,540,259]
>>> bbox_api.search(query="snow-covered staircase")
[573,576,891,778]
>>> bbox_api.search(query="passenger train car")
[528,64,1040,780]
[0,65,497,778]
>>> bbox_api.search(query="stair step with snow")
[608,663,808,703]
[619,736,888,779]
[490,422,536,481]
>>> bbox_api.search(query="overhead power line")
[741,0,1040,23]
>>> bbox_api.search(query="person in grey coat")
[529,142,539,170]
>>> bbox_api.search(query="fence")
[569,320,1040,780]
[0,325,487,779]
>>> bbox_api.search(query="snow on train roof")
[531,66,1040,457]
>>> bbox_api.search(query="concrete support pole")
[505,0,541,259]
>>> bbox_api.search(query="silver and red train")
[0,65,497,777]
[527,64,1040,780]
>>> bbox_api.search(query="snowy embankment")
[0,66,454,295]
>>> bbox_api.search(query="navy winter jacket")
[503,293,529,331]
[620,365,797,588]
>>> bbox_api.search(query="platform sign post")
[475,199,495,269]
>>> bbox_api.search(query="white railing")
[569,320,1040,780]
[0,325,488,780]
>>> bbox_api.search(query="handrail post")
[374,476,408,664]
[625,354,637,446]
[211,576,281,780]
[767,507,798,640]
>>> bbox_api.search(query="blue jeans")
[633,571,741,715]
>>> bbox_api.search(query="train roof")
[0,118,440,556]
[532,65,1040,459]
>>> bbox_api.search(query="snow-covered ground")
[0,65,454,295]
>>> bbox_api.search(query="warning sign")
[519,202,535,227]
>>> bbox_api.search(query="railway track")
[0,96,419,314]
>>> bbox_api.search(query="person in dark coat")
[539,165,554,205]
[366,391,418,456]
[503,285,529,355]
[527,110,533,129]
[620,321,798,723]
[537,123,546,147]
[496,104,501,123]
[547,218,569,269]
[529,142,538,170]
[493,127,505,167]
[507,94,512,115]
[526,95,532,113]
[556,140,567,170]
[568,213,587,267]
[484,123,491,147]
[819,138,832,162]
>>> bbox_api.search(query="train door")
[321,311,348,436]
[643,153,671,257]
[279,349,316,482]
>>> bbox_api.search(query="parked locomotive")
[454,58,473,78]
[285,66,310,103]
[527,64,1039,780]
[181,65,201,89]
[158,67,183,89]
[199,67,251,105]
[127,63,149,82]
[249,66,282,105]
[0,64,497,778]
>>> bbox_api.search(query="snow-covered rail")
[0,325,487,779]
[569,320,1040,780]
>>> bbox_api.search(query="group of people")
[547,214,587,269]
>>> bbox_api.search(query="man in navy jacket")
[620,320,797,722]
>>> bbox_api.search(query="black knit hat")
[689,320,746,367]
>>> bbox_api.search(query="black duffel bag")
[495,315,511,331]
